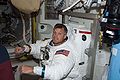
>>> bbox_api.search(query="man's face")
[52,28,66,45]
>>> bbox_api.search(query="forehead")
[53,28,64,32]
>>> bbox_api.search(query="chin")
[53,42,58,44]
[53,40,58,43]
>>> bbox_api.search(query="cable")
[20,13,27,44]
[62,0,81,12]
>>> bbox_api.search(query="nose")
[53,33,58,38]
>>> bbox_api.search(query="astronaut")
[15,23,85,80]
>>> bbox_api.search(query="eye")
[58,33,62,35]
[53,31,56,34]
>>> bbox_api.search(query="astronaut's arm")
[22,41,41,55]
[23,39,51,55]
[33,51,75,80]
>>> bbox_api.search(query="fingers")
[19,65,33,74]
[19,65,22,73]
[14,47,24,54]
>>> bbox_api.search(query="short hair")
[53,23,68,34]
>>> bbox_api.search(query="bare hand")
[19,65,34,74]
[14,47,24,54]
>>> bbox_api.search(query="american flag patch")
[55,50,70,56]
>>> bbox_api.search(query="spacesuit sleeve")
[29,39,51,55]
[34,50,75,80]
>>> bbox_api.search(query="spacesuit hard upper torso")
[29,38,83,80]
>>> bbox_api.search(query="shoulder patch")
[55,50,70,56]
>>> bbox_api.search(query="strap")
[41,65,45,78]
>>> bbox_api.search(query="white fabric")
[33,66,43,75]
[69,27,91,77]
[23,45,30,52]
[44,40,75,80]
[27,27,91,80]
[30,39,51,59]
[28,38,84,80]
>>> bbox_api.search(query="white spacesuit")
[24,37,84,80]
[21,23,91,80]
